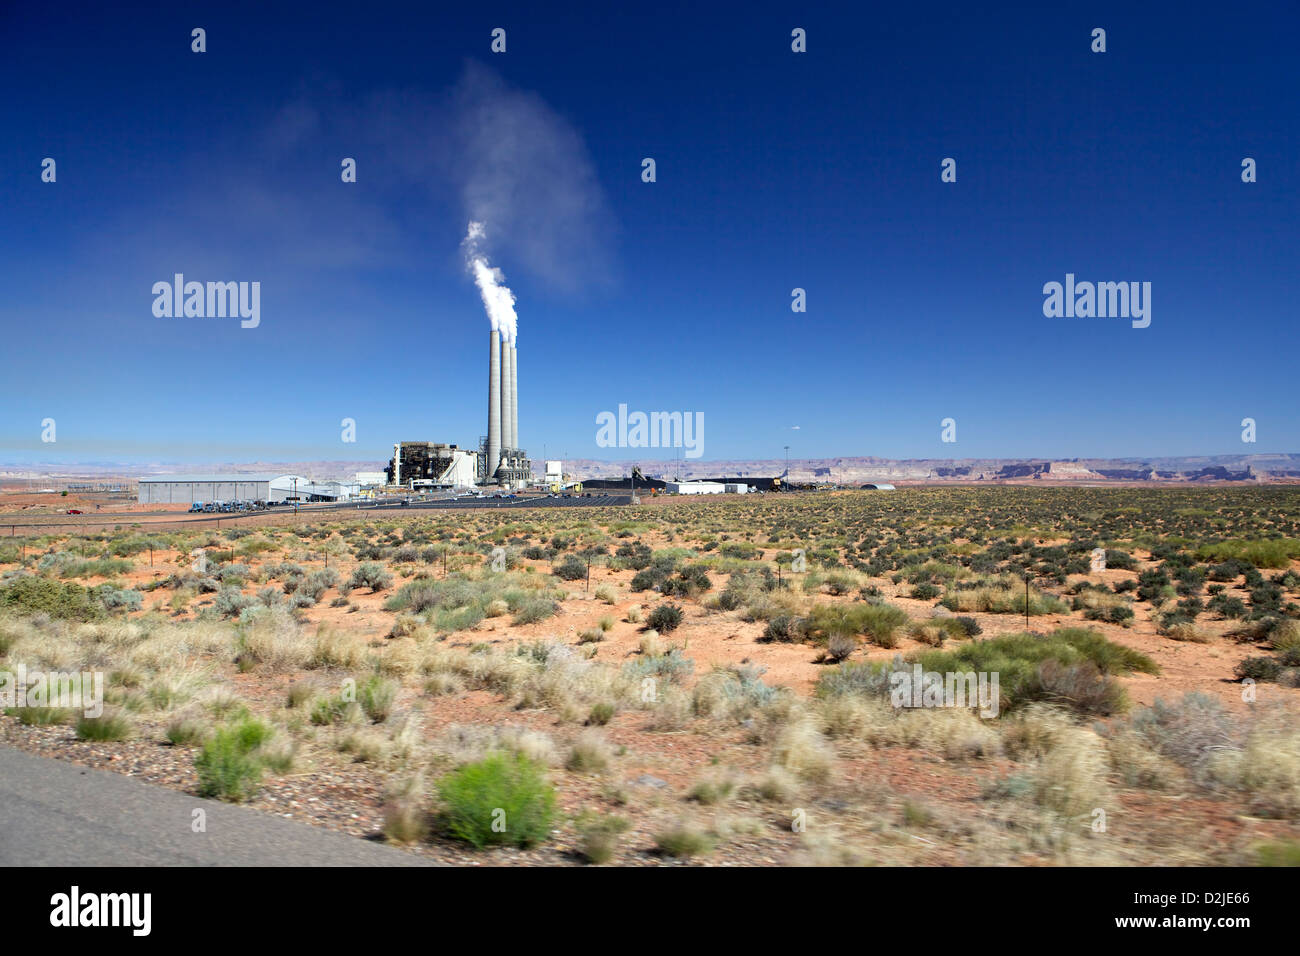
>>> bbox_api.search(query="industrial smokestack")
[487,329,501,479]
[501,335,514,453]
[510,338,519,454]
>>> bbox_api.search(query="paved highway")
[0,747,431,866]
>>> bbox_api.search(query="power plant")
[386,227,533,491]
[384,329,533,490]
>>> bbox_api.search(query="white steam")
[464,221,517,343]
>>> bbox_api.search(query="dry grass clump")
[511,643,636,721]
[575,811,629,864]
[235,607,310,672]
[1029,724,1110,817]
[653,822,715,858]
[771,714,835,782]
[641,686,693,732]
[744,766,799,804]
[565,729,614,773]
[940,578,1065,616]
[691,664,786,724]
[1207,707,1300,818]
[144,664,211,711]
[1105,729,1183,790]
[304,624,366,671]
[381,772,430,844]
[435,723,560,767]
[815,695,998,760]
[999,705,1110,817]
[790,827,872,866]
[1163,620,1210,643]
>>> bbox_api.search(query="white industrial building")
[138,473,307,505]
[666,481,728,495]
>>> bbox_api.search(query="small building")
[666,481,727,495]
[723,483,750,494]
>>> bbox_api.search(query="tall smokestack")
[487,329,501,479]
[510,338,519,454]
[501,336,514,453]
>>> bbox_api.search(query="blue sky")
[2,1,1296,466]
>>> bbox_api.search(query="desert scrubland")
[2,486,1299,866]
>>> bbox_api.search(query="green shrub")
[1254,839,1300,867]
[647,603,684,633]
[915,627,1157,715]
[195,718,274,802]
[349,562,393,592]
[553,555,588,581]
[359,675,398,722]
[60,558,133,579]
[0,575,105,621]
[1235,657,1282,682]
[436,753,556,849]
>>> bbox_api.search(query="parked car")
[66,509,83,515]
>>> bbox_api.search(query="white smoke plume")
[464,221,517,343]
[449,62,614,295]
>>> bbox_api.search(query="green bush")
[437,753,556,849]
[553,555,588,581]
[915,627,1157,715]
[359,675,398,722]
[0,575,105,621]
[647,603,684,632]
[349,562,393,592]
[195,718,274,802]
[59,558,133,579]
[1235,656,1282,682]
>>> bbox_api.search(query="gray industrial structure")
[390,326,531,490]
[138,473,305,504]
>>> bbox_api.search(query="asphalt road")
[0,747,431,866]
[359,494,630,511]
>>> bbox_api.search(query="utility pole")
[1024,573,1032,632]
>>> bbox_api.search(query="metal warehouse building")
[137,473,305,505]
